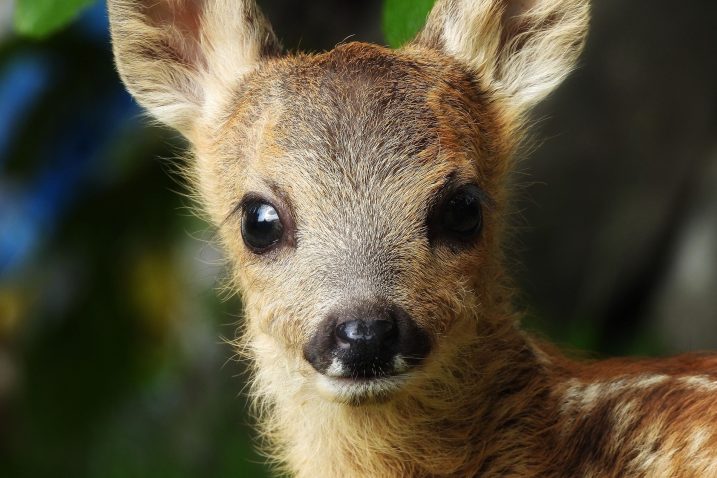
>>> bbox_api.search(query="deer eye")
[429,184,483,246]
[241,200,284,253]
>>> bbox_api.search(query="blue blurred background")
[0,0,715,477]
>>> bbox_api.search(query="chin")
[314,373,410,406]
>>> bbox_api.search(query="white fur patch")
[315,373,407,404]
[325,358,346,378]
[392,355,409,373]
[561,375,670,414]
[611,399,639,443]
[678,375,717,392]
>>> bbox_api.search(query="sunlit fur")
[418,0,589,113]
[108,0,281,136]
[108,1,717,477]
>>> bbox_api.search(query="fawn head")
[109,0,589,404]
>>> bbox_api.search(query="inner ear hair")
[108,0,281,137]
[415,0,589,114]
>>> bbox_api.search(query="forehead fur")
[213,42,508,187]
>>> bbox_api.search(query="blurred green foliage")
[14,0,98,38]
[382,0,434,48]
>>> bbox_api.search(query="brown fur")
[108,0,717,476]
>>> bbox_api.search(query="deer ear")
[108,0,281,137]
[416,0,589,113]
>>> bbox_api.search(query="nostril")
[372,319,396,341]
[335,319,396,347]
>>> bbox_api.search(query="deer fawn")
[108,0,717,476]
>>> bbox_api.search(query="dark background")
[0,1,715,476]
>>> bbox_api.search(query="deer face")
[204,44,512,403]
[108,0,588,404]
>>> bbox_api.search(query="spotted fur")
[108,0,716,476]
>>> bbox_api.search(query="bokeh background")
[0,0,715,476]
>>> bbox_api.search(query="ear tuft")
[108,0,281,137]
[416,0,589,113]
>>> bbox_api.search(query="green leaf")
[382,0,435,48]
[14,0,97,39]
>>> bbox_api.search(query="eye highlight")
[429,183,484,247]
[241,200,284,253]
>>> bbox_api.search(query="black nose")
[335,318,396,349]
[303,301,431,379]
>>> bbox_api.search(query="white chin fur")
[315,373,408,405]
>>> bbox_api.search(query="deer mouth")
[314,370,411,405]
